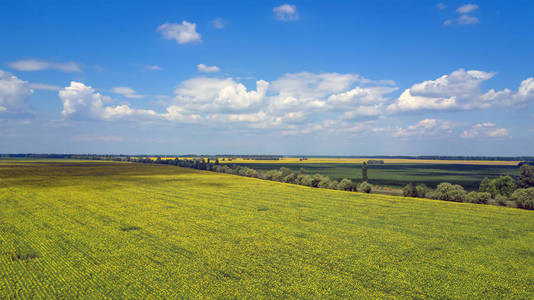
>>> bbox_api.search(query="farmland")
[229,162,519,190]
[1,160,533,298]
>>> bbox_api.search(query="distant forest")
[1,153,534,163]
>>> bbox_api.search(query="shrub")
[337,178,353,191]
[511,188,534,209]
[283,172,298,184]
[403,183,416,197]
[317,177,332,189]
[328,180,340,190]
[415,184,429,198]
[518,164,534,188]
[279,167,292,177]
[431,182,466,202]
[358,182,372,193]
[495,194,508,206]
[296,174,314,187]
[465,191,492,204]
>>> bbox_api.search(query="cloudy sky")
[1,1,533,155]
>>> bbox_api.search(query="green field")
[1,160,533,298]
[231,162,519,190]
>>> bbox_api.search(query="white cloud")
[395,118,454,137]
[437,3,447,10]
[0,70,33,114]
[458,15,479,24]
[157,20,201,44]
[457,4,479,14]
[145,65,162,71]
[273,4,299,22]
[28,83,61,91]
[387,69,521,112]
[461,122,510,138]
[8,59,80,72]
[59,82,157,121]
[197,64,221,73]
[111,86,144,99]
[480,77,534,107]
[212,18,226,29]
[443,19,453,26]
[173,77,269,112]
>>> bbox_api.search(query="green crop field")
[231,162,520,190]
[1,160,533,298]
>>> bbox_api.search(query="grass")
[0,160,533,298]
[231,162,520,190]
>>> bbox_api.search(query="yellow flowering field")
[0,160,532,298]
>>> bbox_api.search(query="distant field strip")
[0,161,533,298]
[227,158,522,165]
[169,157,521,166]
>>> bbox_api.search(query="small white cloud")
[145,65,162,71]
[8,59,81,72]
[212,18,226,29]
[437,3,447,10]
[157,20,201,44]
[461,123,509,138]
[458,15,479,24]
[457,4,479,14]
[28,83,61,91]
[443,19,453,26]
[111,86,144,99]
[197,64,221,73]
[395,118,454,137]
[273,4,299,22]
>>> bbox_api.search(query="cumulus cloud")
[436,3,447,10]
[173,77,269,112]
[457,4,479,14]
[461,123,510,138]
[197,64,220,73]
[111,86,144,99]
[273,4,299,22]
[387,69,534,112]
[0,70,33,114]
[212,18,226,29]
[394,118,454,137]
[59,82,157,121]
[8,59,80,72]
[157,20,201,44]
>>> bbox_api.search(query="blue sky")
[1,1,533,155]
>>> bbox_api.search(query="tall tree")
[518,164,534,188]
[362,162,368,182]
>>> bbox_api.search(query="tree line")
[402,164,534,210]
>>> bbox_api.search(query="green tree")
[518,164,534,188]
[493,176,517,197]
[362,162,368,182]
[479,177,497,197]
